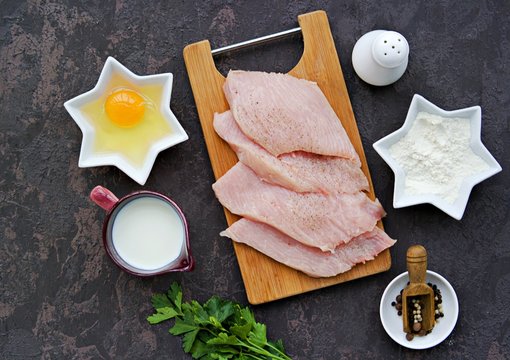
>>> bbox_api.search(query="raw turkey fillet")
[213,110,368,194]
[212,162,385,252]
[221,219,395,278]
[224,70,360,160]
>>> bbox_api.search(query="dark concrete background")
[1,1,509,359]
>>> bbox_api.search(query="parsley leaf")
[151,293,172,310]
[205,296,235,323]
[147,306,179,324]
[207,333,240,346]
[183,329,200,353]
[168,282,182,311]
[229,322,252,340]
[147,282,292,360]
[169,319,199,335]
[248,323,267,347]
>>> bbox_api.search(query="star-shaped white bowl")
[64,57,188,185]
[373,94,501,220]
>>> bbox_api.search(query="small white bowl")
[380,270,459,350]
[64,57,188,185]
[373,94,502,220]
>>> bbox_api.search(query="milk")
[111,196,185,270]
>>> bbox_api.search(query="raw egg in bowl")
[64,57,188,185]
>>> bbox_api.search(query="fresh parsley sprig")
[147,282,292,360]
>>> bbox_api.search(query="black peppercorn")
[392,282,445,339]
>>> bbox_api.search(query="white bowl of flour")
[373,94,501,220]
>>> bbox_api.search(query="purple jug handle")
[90,186,119,212]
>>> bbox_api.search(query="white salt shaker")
[352,30,409,86]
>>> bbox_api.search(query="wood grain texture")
[402,245,435,332]
[183,10,391,304]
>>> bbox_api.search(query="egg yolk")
[105,89,145,127]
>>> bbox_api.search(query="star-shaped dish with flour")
[373,94,501,220]
[64,57,188,185]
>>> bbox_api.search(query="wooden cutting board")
[183,10,391,304]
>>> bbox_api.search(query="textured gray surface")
[0,1,509,359]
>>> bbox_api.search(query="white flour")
[389,112,489,203]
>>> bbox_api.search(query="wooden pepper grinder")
[402,245,435,334]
